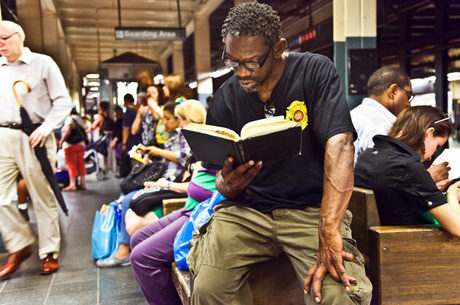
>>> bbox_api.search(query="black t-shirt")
[205,52,356,213]
[354,135,446,225]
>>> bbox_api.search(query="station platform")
[0,172,148,305]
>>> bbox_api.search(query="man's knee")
[192,265,250,304]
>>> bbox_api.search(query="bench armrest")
[163,198,187,216]
[368,225,460,304]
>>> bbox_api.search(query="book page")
[432,148,460,178]
[183,123,240,141]
[241,116,298,139]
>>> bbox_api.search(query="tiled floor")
[0,172,148,305]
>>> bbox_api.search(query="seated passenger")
[186,3,372,304]
[350,66,450,183]
[125,100,208,235]
[130,164,216,305]
[355,106,460,233]
[96,100,205,268]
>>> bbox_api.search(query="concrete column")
[333,0,376,109]
[41,9,60,67]
[333,0,377,109]
[16,0,44,53]
[434,0,448,114]
[159,45,172,76]
[172,41,185,80]
[194,17,212,104]
[333,0,346,97]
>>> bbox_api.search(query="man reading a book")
[187,2,372,305]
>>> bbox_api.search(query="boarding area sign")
[115,27,186,41]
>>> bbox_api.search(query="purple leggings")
[130,207,191,305]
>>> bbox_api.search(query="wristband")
[166,182,171,190]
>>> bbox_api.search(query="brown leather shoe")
[41,254,58,275]
[0,246,32,280]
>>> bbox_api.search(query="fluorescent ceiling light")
[86,74,99,78]
[90,87,99,91]
[88,82,99,87]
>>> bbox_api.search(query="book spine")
[234,140,250,165]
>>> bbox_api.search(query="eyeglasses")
[222,46,272,70]
[0,32,18,43]
[433,116,452,125]
[398,86,415,103]
[264,101,275,118]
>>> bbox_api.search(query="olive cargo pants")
[188,204,372,305]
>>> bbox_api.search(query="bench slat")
[171,262,191,305]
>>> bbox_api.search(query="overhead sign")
[115,27,186,41]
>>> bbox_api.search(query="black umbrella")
[13,80,68,216]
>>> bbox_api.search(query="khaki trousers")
[188,204,372,305]
[0,128,60,259]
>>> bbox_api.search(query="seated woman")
[355,106,460,235]
[130,102,218,305]
[96,102,190,268]
[125,100,209,235]
[97,100,207,268]
[125,100,207,236]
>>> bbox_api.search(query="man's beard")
[237,76,262,93]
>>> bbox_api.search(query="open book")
[182,116,302,167]
[128,144,150,163]
[433,148,460,179]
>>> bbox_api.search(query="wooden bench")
[348,187,460,305]
[164,198,304,305]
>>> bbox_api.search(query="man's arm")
[303,132,356,303]
[122,127,130,153]
[30,58,73,147]
[59,124,71,149]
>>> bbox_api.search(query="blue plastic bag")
[173,191,226,270]
[91,201,120,260]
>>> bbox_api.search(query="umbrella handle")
[12,80,31,107]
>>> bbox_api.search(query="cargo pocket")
[342,239,372,304]
[187,214,215,277]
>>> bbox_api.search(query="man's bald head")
[0,21,25,42]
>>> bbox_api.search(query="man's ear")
[387,84,398,99]
[273,39,287,58]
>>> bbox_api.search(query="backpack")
[100,114,114,134]
[66,117,88,145]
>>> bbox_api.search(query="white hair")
[0,21,25,42]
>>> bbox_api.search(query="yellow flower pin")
[286,101,308,129]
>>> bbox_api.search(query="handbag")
[66,117,87,145]
[173,191,226,270]
[91,201,121,260]
[129,187,188,216]
[120,160,164,194]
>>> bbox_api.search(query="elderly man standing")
[0,21,73,279]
